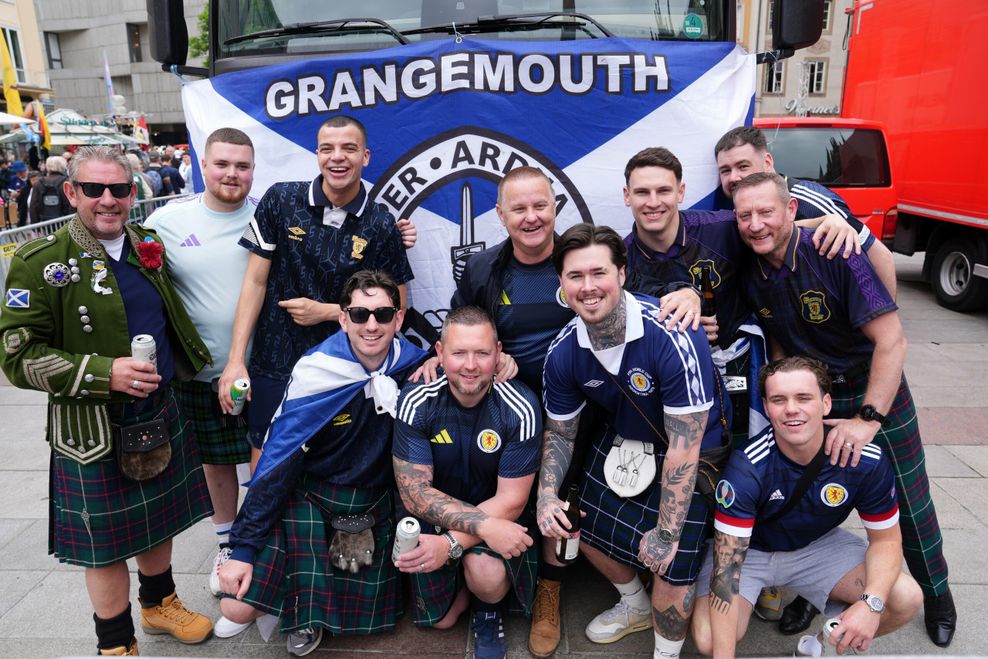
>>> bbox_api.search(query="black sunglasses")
[344,306,399,324]
[74,181,133,199]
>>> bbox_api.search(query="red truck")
[759,0,988,312]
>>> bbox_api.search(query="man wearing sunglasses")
[217,271,426,655]
[217,114,416,475]
[0,146,214,655]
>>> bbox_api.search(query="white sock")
[654,632,685,659]
[797,633,824,657]
[613,576,649,611]
[213,521,233,547]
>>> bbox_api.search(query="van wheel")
[931,237,988,312]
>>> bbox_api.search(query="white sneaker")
[209,546,232,597]
[214,615,251,638]
[585,599,652,643]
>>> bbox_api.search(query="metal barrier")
[0,194,192,288]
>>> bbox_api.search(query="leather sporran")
[328,514,375,573]
[115,418,171,481]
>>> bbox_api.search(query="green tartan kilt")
[234,477,401,635]
[409,539,538,627]
[172,379,251,465]
[48,388,213,567]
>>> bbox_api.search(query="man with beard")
[145,127,258,602]
[394,306,541,659]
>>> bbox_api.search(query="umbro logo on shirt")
[769,489,785,502]
[584,379,604,388]
[179,234,201,247]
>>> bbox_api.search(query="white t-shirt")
[145,194,254,381]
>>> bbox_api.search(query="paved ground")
[0,254,985,657]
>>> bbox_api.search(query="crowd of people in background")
[0,143,194,229]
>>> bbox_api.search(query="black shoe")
[924,587,956,648]
[778,595,819,636]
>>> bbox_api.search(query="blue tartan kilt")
[231,478,401,635]
[579,434,713,585]
[48,388,212,567]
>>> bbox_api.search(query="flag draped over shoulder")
[0,34,22,116]
[249,331,427,484]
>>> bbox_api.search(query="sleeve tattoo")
[393,458,488,534]
[539,414,579,499]
[657,410,707,533]
[709,530,749,615]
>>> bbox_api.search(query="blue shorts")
[247,374,289,449]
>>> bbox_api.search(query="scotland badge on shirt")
[5,289,29,308]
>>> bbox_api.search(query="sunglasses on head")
[74,182,133,199]
[344,306,398,324]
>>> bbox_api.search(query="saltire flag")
[36,101,50,151]
[181,37,755,345]
[249,331,426,485]
[0,33,22,116]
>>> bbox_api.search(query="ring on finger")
[845,442,853,449]
[132,379,141,390]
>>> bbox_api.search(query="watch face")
[658,529,674,543]
[865,595,884,612]
[449,545,463,559]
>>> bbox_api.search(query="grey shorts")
[696,527,867,613]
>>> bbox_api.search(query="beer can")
[392,516,420,562]
[822,616,856,655]
[230,378,250,416]
[131,334,157,369]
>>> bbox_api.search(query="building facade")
[737,0,852,118]
[0,0,52,111]
[33,0,205,144]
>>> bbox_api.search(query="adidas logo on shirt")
[431,429,453,445]
[179,234,202,247]
[769,489,785,502]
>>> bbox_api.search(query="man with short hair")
[714,126,897,298]
[540,224,725,659]
[690,356,922,658]
[0,146,214,655]
[393,306,541,659]
[144,151,164,196]
[217,115,416,471]
[732,172,955,647]
[146,127,258,599]
[159,153,185,197]
[219,271,425,655]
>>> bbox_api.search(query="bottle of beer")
[555,484,581,564]
[700,265,717,317]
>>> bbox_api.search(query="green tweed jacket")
[0,217,211,464]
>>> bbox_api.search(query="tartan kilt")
[48,388,212,567]
[410,541,538,627]
[233,478,401,635]
[830,374,947,596]
[172,379,251,465]
[579,432,712,585]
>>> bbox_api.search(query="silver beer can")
[131,334,157,369]
[392,516,420,562]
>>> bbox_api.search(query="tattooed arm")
[638,410,707,574]
[537,413,580,540]
[393,457,532,559]
[708,529,750,659]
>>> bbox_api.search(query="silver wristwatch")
[860,593,885,614]
[443,531,463,560]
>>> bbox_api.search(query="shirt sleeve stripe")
[860,504,899,530]
[714,513,754,538]
[494,381,538,440]
[546,400,585,422]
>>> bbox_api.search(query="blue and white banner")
[182,37,754,341]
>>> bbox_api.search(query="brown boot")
[98,638,139,655]
[528,578,562,657]
[140,592,213,644]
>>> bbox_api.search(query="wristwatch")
[857,404,889,426]
[442,532,463,560]
[860,593,885,614]
[658,528,679,544]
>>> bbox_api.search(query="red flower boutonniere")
[137,238,163,271]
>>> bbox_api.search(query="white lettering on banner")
[265,52,669,119]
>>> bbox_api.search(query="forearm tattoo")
[664,410,706,451]
[709,531,749,615]
[393,459,487,534]
[656,410,707,533]
[585,293,627,351]
[539,415,578,499]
